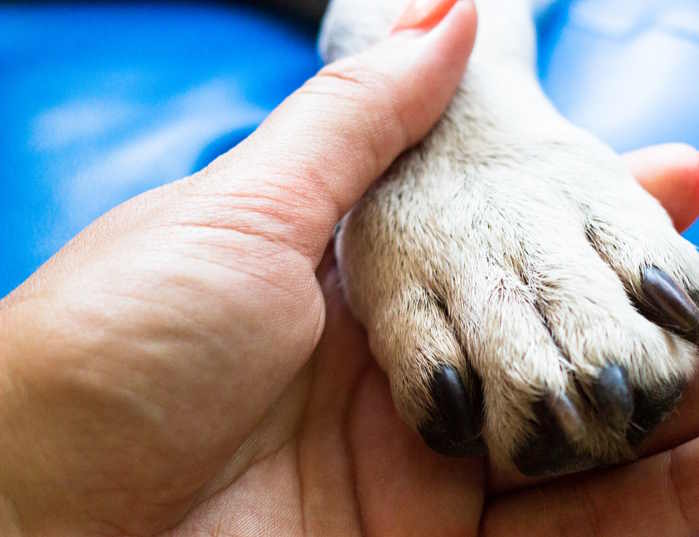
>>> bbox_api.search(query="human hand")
[1,1,698,535]
[161,144,699,537]
[0,1,477,536]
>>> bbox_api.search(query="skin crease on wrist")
[0,339,22,537]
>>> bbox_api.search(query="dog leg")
[322,0,699,474]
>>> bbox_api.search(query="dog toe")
[418,365,486,457]
[592,365,634,433]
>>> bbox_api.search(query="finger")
[195,0,477,265]
[626,144,699,457]
[482,438,699,537]
[626,143,699,232]
[350,365,484,536]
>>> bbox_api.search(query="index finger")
[625,143,699,232]
[482,437,699,537]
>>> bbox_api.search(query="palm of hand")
[156,252,699,537]
[159,253,485,536]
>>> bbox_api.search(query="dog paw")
[336,124,699,476]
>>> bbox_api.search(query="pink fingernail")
[392,0,461,33]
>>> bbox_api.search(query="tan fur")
[320,0,699,466]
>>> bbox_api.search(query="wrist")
[0,298,69,537]
[0,322,27,537]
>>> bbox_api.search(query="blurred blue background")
[1,0,698,298]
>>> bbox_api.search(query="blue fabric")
[1,1,698,297]
[537,0,699,238]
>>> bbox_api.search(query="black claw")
[627,380,686,445]
[642,267,699,337]
[515,396,596,477]
[593,365,634,432]
[418,366,486,457]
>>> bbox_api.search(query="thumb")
[196,0,477,264]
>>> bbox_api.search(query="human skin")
[0,0,698,535]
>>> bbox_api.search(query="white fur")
[319,0,699,467]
